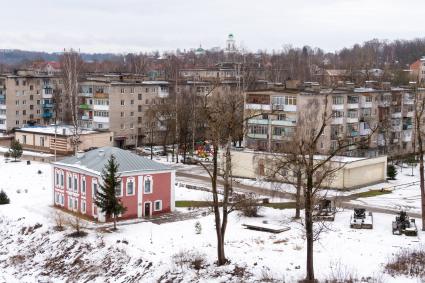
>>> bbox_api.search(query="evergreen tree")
[387,164,397,180]
[0,190,10,205]
[9,140,23,161]
[94,155,126,230]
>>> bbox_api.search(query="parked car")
[180,156,198,165]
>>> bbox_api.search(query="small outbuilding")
[227,149,387,190]
[52,147,175,222]
[15,125,114,155]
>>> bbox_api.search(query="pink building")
[52,147,175,222]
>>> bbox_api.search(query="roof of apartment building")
[55,146,171,174]
[16,126,99,136]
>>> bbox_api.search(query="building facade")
[15,126,113,155]
[244,82,420,157]
[52,147,175,222]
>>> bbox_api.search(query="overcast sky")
[1,0,424,54]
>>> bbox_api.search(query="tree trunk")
[211,145,227,265]
[305,172,314,281]
[418,134,425,231]
[295,169,302,219]
[113,215,117,230]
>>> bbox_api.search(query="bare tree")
[414,86,425,230]
[60,49,84,154]
[196,86,244,265]
[270,95,376,281]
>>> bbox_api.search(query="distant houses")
[52,147,175,222]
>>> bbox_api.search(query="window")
[73,175,78,193]
[332,96,344,105]
[127,178,135,195]
[81,177,86,195]
[40,137,45,147]
[138,93,142,100]
[121,112,124,117]
[144,177,152,193]
[74,198,78,211]
[131,100,134,105]
[115,180,123,197]
[154,200,162,211]
[130,87,134,93]
[55,192,60,204]
[365,96,372,102]
[60,172,64,187]
[68,173,72,190]
[121,100,125,105]
[55,171,59,186]
[68,197,73,209]
[92,180,98,197]
[81,200,86,214]
[22,135,27,144]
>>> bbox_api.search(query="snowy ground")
[349,164,422,215]
[0,158,423,282]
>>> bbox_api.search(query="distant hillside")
[0,49,120,65]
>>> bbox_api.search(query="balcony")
[81,115,92,121]
[43,103,53,108]
[391,125,402,132]
[79,92,93,98]
[346,117,358,123]
[283,105,297,112]
[248,119,269,125]
[391,112,402,118]
[332,104,344,110]
[247,133,267,139]
[42,112,53,118]
[403,111,414,118]
[0,94,5,100]
[348,131,359,137]
[347,103,359,109]
[348,145,357,151]
[272,135,288,141]
[94,92,109,99]
[158,90,169,98]
[403,124,413,130]
[331,117,344,125]
[246,103,271,111]
[93,116,109,123]
[378,101,390,107]
[79,104,92,110]
[42,89,53,99]
[271,119,296,126]
[402,130,412,142]
[0,104,5,110]
[361,101,372,108]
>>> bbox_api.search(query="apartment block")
[0,70,62,133]
[77,77,170,148]
[244,82,419,157]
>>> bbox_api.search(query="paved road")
[176,168,422,218]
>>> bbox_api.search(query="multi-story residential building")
[77,77,170,148]
[0,70,62,133]
[244,81,420,157]
[420,56,425,84]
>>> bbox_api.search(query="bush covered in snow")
[0,190,10,205]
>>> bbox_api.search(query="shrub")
[172,249,206,271]
[232,193,261,217]
[3,151,10,159]
[67,215,87,237]
[0,190,10,205]
[385,246,425,278]
[387,164,397,180]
